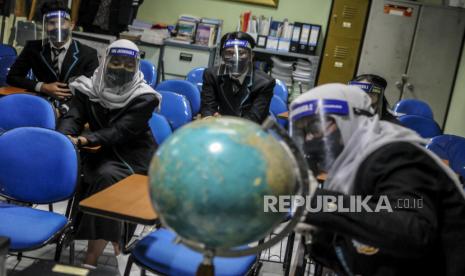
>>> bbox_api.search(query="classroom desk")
[0,86,30,96]
[79,174,158,225]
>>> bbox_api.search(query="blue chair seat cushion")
[132,228,257,276]
[0,203,67,251]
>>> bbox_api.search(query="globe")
[149,117,297,249]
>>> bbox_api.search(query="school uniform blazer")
[6,39,99,92]
[201,67,275,124]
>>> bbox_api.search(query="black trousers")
[75,152,134,243]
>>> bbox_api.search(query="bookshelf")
[253,48,318,60]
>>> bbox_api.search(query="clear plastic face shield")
[102,47,140,89]
[348,81,385,116]
[290,99,347,175]
[42,10,72,45]
[219,39,252,78]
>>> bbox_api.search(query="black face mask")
[105,67,135,88]
[303,130,344,175]
[48,28,70,43]
[225,58,249,78]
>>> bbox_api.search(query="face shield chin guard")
[218,39,253,78]
[289,99,348,176]
[348,81,385,116]
[42,10,72,45]
[99,47,140,91]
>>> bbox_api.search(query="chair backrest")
[158,90,193,130]
[0,44,17,87]
[398,115,442,138]
[149,113,172,145]
[186,67,205,92]
[269,95,288,128]
[394,99,434,119]
[0,94,56,131]
[157,80,201,115]
[139,59,157,88]
[273,79,288,104]
[0,127,78,204]
[427,134,465,178]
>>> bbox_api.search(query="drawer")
[163,46,211,77]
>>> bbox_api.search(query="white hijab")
[69,39,161,110]
[291,84,465,198]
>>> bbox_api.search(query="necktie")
[52,47,64,76]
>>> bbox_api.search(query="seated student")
[290,84,465,276]
[201,32,275,124]
[7,0,98,115]
[348,74,398,123]
[58,39,160,270]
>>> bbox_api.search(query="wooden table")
[0,86,31,96]
[79,174,158,225]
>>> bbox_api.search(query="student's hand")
[67,135,89,147]
[41,82,72,100]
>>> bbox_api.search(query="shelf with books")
[253,48,318,60]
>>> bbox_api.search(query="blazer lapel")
[40,43,58,80]
[60,40,80,82]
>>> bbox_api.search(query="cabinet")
[318,0,370,85]
[357,0,465,127]
[161,41,217,80]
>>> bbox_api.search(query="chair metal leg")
[124,255,134,276]
[48,204,53,212]
[69,241,75,265]
[283,231,296,275]
[54,241,63,262]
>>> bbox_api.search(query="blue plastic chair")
[427,134,465,179]
[157,80,201,115]
[269,95,288,128]
[0,44,17,87]
[394,99,434,119]
[140,59,157,88]
[124,228,258,276]
[158,90,193,130]
[273,79,288,104]
[186,67,205,93]
[398,115,442,138]
[149,113,172,145]
[0,127,78,260]
[0,94,56,131]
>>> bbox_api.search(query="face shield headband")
[348,81,385,115]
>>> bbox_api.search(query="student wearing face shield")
[200,32,275,124]
[58,39,161,271]
[7,0,98,116]
[290,84,465,276]
[348,74,398,123]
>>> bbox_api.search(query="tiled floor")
[4,201,313,276]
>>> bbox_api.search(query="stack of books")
[195,18,222,47]
[270,56,294,86]
[168,15,222,46]
[168,15,200,44]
